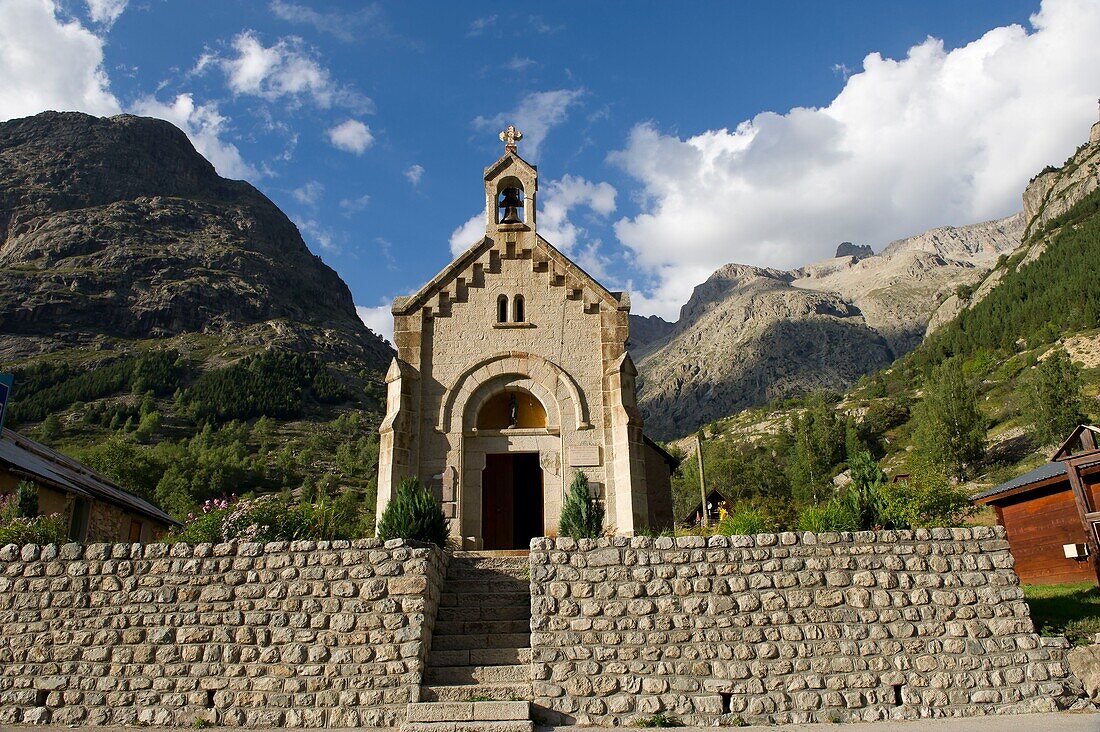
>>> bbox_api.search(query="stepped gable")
[376,127,674,549]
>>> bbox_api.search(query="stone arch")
[439,352,591,433]
[464,377,558,431]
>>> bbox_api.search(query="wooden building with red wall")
[974,425,1100,586]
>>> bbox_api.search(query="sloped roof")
[0,428,178,526]
[971,461,1068,502]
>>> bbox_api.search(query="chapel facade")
[375,127,673,549]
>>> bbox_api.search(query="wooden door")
[482,454,513,550]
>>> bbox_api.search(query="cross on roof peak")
[499,125,523,154]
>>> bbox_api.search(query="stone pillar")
[605,352,649,535]
[376,358,419,520]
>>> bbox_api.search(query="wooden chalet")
[973,425,1100,586]
[682,488,732,527]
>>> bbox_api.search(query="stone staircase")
[403,551,534,732]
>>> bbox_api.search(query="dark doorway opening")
[482,452,544,550]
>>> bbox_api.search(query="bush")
[717,504,777,536]
[0,492,67,545]
[880,465,975,529]
[558,471,605,539]
[166,494,370,543]
[797,501,858,532]
[375,477,450,546]
[15,481,38,518]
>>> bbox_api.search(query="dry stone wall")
[0,538,445,728]
[529,528,1088,727]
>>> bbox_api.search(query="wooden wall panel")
[996,483,1096,585]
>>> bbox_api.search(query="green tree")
[1019,348,1085,445]
[15,481,39,518]
[39,413,62,441]
[375,477,449,546]
[558,471,605,539]
[912,357,986,481]
[843,450,889,529]
[785,392,846,503]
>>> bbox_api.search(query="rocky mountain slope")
[927,121,1100,334]
[0,112,391,368]
[634,213,1023,440]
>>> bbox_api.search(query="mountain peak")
[0,112,390,368]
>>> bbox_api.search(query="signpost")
[0,374,11,433]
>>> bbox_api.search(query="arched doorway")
[475,387,548,550]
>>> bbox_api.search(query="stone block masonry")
[0,538,445,728]
[529,527,1089,727]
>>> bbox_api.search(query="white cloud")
[539,175,617,279]
[270,1,381,42]
[86,0,127,28]
[357,303,393,345]
[404,164,424,185]
[474,89,584,158]
[339,193,371,215]
[132,93,258,180]
[327,119,373,154]
[295,217,338,254]
[466,15,496,37]
[449,213,485,256]
[611,0,1100,320]
[213,30,369,111]
[292,180,323,206]
[503,56,536,72]
[0,0,121,122]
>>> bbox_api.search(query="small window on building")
[128,519,143,543]
[513,295,525,323]
[68,497,89,542]
[497,294,509,323]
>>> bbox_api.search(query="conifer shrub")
[375,477,449,546]
[558,471,605,539]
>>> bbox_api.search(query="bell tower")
[484,125,537,233]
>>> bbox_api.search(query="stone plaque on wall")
[568,445,601,467]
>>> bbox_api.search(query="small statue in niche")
[507,393,519,428]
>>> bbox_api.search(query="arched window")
[497,294,508,323]
[477,389,548,429]
[513,295,525,323]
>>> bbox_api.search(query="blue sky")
[2,0,1099,339]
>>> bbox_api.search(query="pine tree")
[912,357,986,481]
[1019,347,1085,445]
[375,477,449,546]
[558,471,605,539]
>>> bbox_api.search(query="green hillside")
[670,187,1100,527]
[2,337,386,528]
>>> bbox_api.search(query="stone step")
[434,619,530,636]
[428,647,532,667]
[439,592,531,609]
[436,605,531,622]
[431,632,531,651]
[403,722,533,732]
[424,664,530,686]
[420,682,533,703]
[440,579,529,595]
[407,701,529,723]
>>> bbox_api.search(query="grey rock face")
[636,214,1021,439]
[835,242,873,259]
[0,112,391,368]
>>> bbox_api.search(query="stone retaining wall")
[0,538,445,728]
[529,527,1088,726]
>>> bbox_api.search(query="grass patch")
[1023,581,1100,645]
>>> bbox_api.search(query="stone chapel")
[375,127,674,549]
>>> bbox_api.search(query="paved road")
[11,712,1100,732]
[547,711,1100,731]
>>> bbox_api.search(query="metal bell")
[499,187,523,224]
